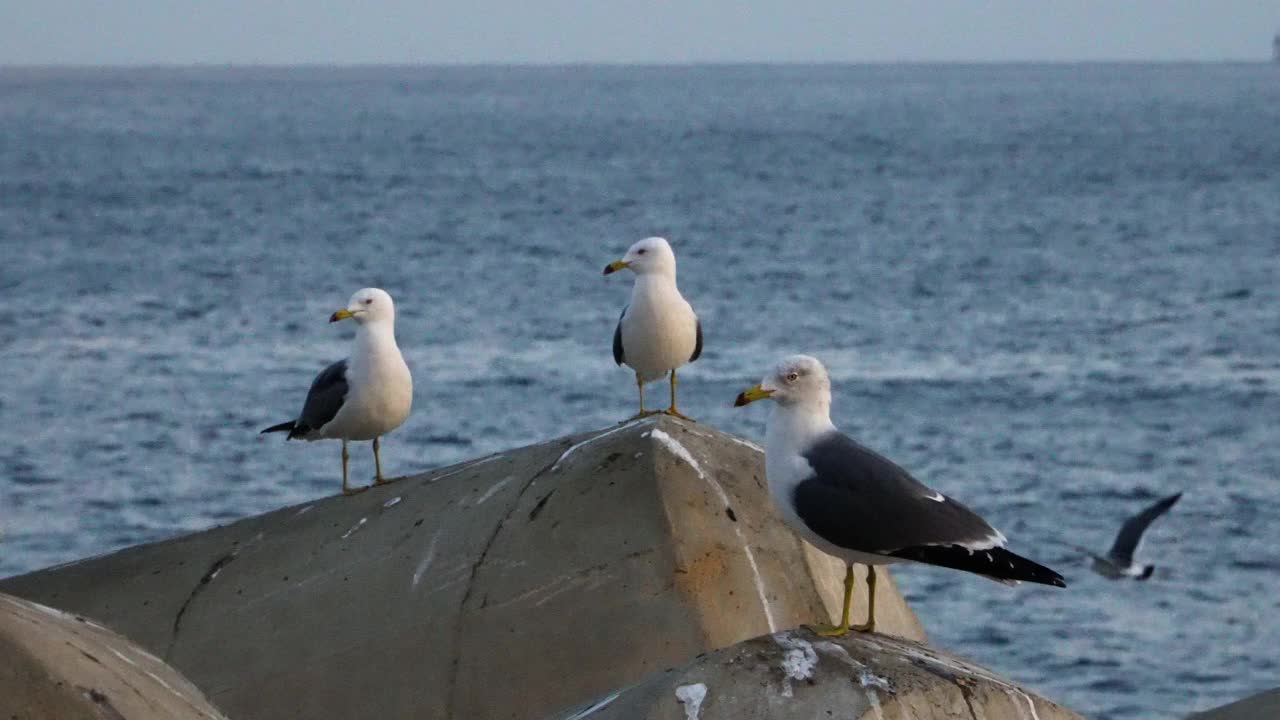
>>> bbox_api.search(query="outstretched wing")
[290,359,349,439]
[612,306,627,366]
[1108,492,1182,564]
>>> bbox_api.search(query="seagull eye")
[363,298,373,305]
[637,249,647,255]
[785,372,799,382]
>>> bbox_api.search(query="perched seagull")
[1083,492,1182,580]
[604,237,702,420]
[262,288,413,496]
[735,355,1065,635]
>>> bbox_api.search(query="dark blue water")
[2,64,1278,718]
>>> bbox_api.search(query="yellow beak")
[734,384,774,407]
[329,309,355,323]
[603,260,630,275]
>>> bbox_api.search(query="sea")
[1,64,1277,719]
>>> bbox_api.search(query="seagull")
[735,354,1065,636]
[262,288,413,496]
[604,237,702,420]
[1083,492,1182,580]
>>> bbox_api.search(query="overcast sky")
[3,0,1277,65]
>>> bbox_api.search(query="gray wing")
[612,306,626,366]
[794,432,1065,586]
[289,359,349,439]
[793,432,1000,553]
[689,317,703,362]
[1108,492,1181,564]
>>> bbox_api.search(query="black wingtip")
[889,544,1068,588]
[260,421,296,435]
[1144,491,1183,517]
[1018,553,1067,588]
[1008,552,1067,588]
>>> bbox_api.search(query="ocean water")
[1,64,1278,718]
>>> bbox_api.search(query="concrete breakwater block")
[1189,688,1280,719]
[549,627,1084,720]
[0,417,927,719]
[0,593,230,720]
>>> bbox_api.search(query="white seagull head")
[330,287,396,327]
[735,354,832,411]
[603,236,678,279]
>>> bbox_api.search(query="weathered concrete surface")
[0,593,229,720]
[549,627,1082,720]
[0,417,923,720]
[1189,688,1280,719]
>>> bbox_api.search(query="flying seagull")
[604,237,702,420]
[735,354,1065,636]
[262,288,413,496]
[1084,492,1182,580]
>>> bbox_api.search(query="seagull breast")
[620,279,698,381]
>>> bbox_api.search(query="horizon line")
[1,57,1273,71]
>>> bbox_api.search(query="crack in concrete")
[956,679,983,720]
[166,550,238,660]
[528,489,556,521]
[444,442,572,719]
[80,687,129,720]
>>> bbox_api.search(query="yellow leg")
[341,440,364,496]
[814,563,856,636]
[631,373,659,420]
[813,564,876,636]
[851,566,876,633]
[373,437,388,485]
[663,368,694,421]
